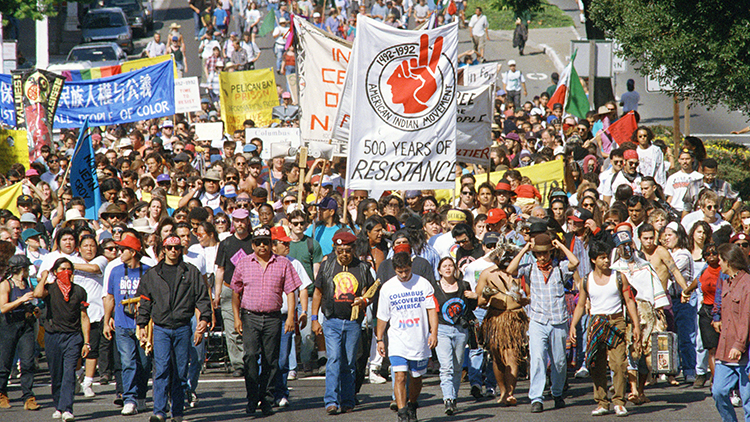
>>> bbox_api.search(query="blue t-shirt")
[214,8,229,28]
[107,262,151,329]
[304,223,343,256]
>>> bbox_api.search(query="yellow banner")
[0,182,23,216]
[435,159,565,208]
[121,54,179,79]
[140,192,181,211]
[0,129,29,176]
[219,68,278,133]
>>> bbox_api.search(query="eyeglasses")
[582,202,595,208]
[461,191,474,195]
[283,199,296,205]
[455,238,470,245]
[312,183,320,187]
[351,195,367,201]
[290,220,305,226]
[336,247,353,254]
[238,203,252,209]
[738,243,750,248]
[113,228,124,234]
[627,161,639,167]
[215,219,228,224]
[225,177,238,182]
[49,159,59,163]
[276,241,291,247]
[165,245,181,251]
[253,239,271,246]
[704,205,715,210]
[177,177,186,182]
[235,161,246,166]
[104,246,118,252]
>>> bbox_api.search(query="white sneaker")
[287,370,297,381]
[614,405,628,417]
[82,383,95,398]
[61,411,75,421]
[731,390,742,407]
[122,402,138,415]
[52,410,62,419]
[591,406,610,416]
[369,369,387,384]
[277,397,289,408]
[575,367,590,378]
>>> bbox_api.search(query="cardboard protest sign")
[456,84,493,165]
[463,62,499,87]
[219,68,278,133]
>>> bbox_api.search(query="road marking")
[527,73,547,80]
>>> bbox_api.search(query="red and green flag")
[548,50,589,119]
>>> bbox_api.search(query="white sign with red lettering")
[456,84,493,165]
[346,16,458,190]
[174,77,201,114]
[295,16,351,156]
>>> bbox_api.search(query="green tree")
[490,0,542,18]
[588,0,750,115]
[0,0,59,20]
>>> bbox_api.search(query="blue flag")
[70,119,101,220]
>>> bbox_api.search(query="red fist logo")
[387,34,443,114]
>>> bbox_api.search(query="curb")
[487,25,577,74]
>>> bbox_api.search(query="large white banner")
[295,16,351,156]
[346,17,458,190]
[456,85,493,165]
[463,62,499,87]
[331,45,356,147]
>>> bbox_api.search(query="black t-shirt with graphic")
[216,234,254,285]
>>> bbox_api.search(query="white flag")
[346,16,458,190]
[456,84,493,165]
[295,16,352,156]
[463,62,499,87]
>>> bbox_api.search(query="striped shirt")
[518,260,572,325]
[231,253,302,313]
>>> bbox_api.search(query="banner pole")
[297,147,308,205]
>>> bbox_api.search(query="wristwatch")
[376,338,384,343]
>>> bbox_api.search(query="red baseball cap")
[271,226,292,242]
[485,208,507,224]
[115,234,141,251]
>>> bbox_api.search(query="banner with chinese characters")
[346,16,458,190]
[0,60,174,129]
[11,68,65,161]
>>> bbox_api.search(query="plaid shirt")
[518,260,572,325]
[231,253,302,313]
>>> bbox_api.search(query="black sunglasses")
[165,245,181,251]
[215,219,228,224]
[253,239,271,246]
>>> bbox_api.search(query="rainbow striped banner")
[60,65,122,82]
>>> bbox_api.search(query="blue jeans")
[193,12,202,37]
[152,325,191,418]
[469,308,496,389]
[712,361,750,422]
[435,324,468,401]
[528,319,568,403]
[274,314,293,401]
[673,300,697,378]
[322,318,361,409]
[116,327,151,405]
[45,332,82,414]
[187,317,206,394]
[274,45,285,72]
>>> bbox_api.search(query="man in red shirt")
[231,226,302,416]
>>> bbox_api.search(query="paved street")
[0,361,733,421]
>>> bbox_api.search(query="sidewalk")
[460,23,579,99]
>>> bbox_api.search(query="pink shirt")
[231,253,301,313]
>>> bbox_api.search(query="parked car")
[81,7,134,54]
[100,0,153,35]
[47,43,127,73]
